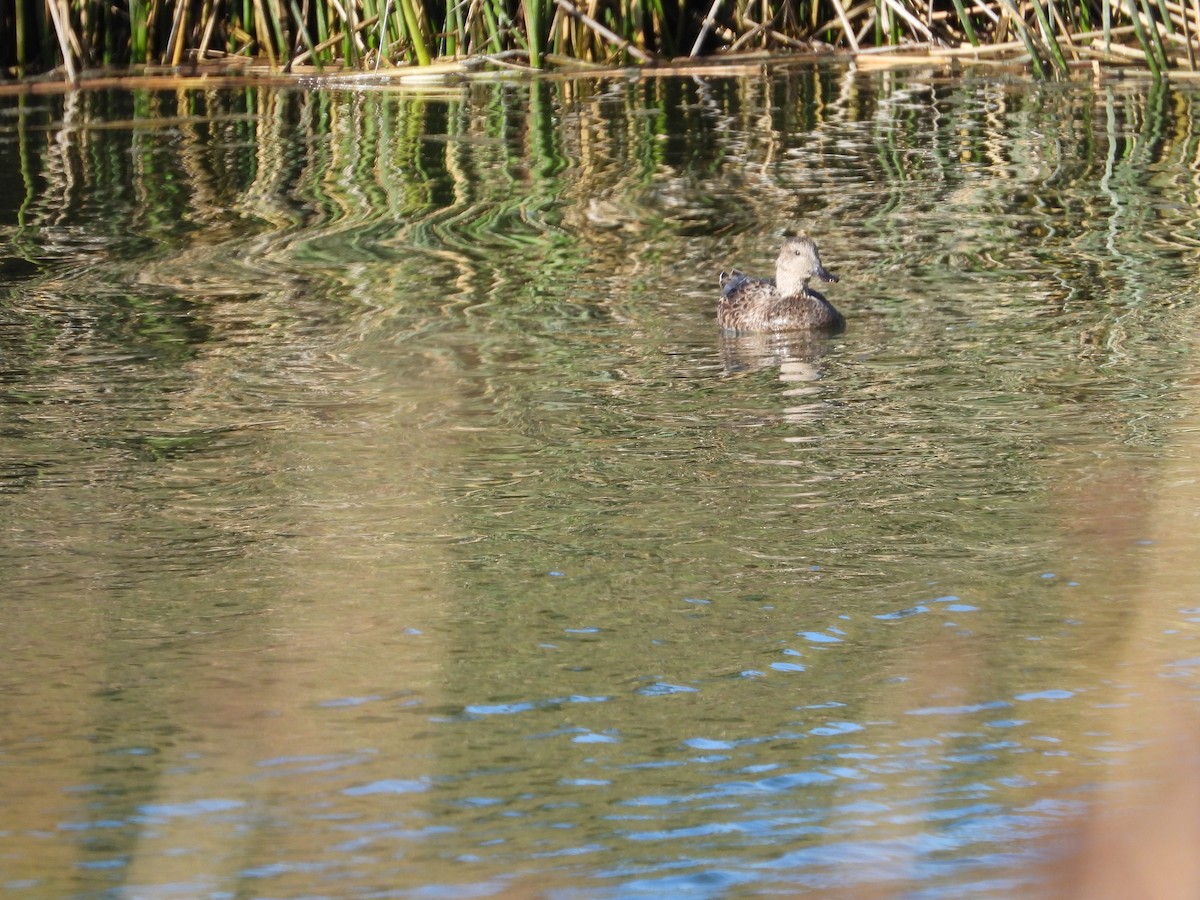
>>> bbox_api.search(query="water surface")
[2,71,1200,898]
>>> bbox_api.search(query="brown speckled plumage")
[717,236,843,334]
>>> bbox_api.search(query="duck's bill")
[816,266,839,283]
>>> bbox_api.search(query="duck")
[718,235,843,333]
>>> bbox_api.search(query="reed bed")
[3,0,1200,80]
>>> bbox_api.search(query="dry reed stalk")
[65,4,85,59]
[851,37,932,48]
[839,0,875,21]
[1179,2,1196,68]
[251,0,280,65]
[7,0,1200,77]
[728,23,770,50]
[691,0,725,56]
[855,12,876,42]
[1121,0,1158,69]
[292,14,381,64]
[830,0,863,49]
[880,0,938,41]
[767,28,814,46]
[1141,0,1172,65]
[165,0,188,65]
[44,0,78,83]
[553,0,654,61]
[995,0,1051,73]
[1193,0,1200,64]
[1160,0,1200,36]
[638,60,775,73]
[541,51,609,66]
[923,35,1029,51]
[327,0,363,64]
[1092,34,1152,52]
[287,0,322,69]
[853,49,953,63]
[198,0,221,57]
[474,51,537,69]
[1162,0,1199,27]
[970,0,1002,23]
[1048,1,1083,58]
[266,0,290,60]
[1024,0,1070,70]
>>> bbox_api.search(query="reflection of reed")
[5,73,1200,330]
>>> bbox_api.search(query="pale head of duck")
[775,235,839,298]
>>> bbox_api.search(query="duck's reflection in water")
[719,331,839,426]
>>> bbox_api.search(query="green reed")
[2,0,1200,77]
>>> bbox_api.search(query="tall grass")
[3,0,1200,77]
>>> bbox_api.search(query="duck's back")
[718,275,843,334]
[717,272,776,332]
[719,270,771,298]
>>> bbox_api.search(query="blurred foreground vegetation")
[4,0,1200,81]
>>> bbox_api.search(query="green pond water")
[3,70,1200,898]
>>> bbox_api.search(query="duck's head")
[775,235,838,297]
